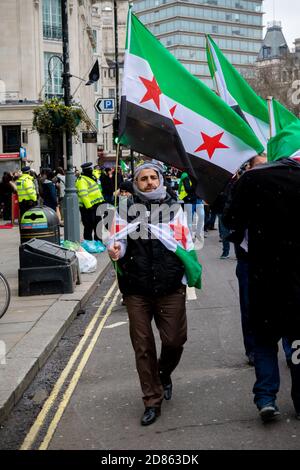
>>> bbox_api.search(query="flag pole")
[114,142,120,208]
[206,35,221,97]
[112,141,121,275]
[267,96,274,139]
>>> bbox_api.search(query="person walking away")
[224,123,300,423]
[40,168,60,223]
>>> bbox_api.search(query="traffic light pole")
[61,0,80,242]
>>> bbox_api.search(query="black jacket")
[224,159,300,339]
[117,194,185,296]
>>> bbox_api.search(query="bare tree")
[247,54,300,118]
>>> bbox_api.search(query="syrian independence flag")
[206,35,299,148]
[107,207,202,289]
[268,97,298,138]
[120,160,129,173]
[267,119,300,162]
[206,35,270,148]
[149,211,202,289]
[119,9,264,203]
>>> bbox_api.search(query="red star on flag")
[170,221,189,250]
[109,222,126,237]
[194,132,229,159]
[170,105,183,126]
[139,76,162,110]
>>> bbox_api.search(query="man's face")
[120,190,130,197]
[136,169,160,192]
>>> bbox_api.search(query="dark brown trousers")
[124,286,187,408]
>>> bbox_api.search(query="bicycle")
[0,272,11,319]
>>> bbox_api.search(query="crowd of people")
[0,166,66,224]
[1,128,300,428]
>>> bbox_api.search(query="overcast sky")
[263,0,299,48]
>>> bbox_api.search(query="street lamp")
[61,0,80,242]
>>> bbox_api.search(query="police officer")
[92,164,101,181]
[16,166,38,217]
[75,162,104,241]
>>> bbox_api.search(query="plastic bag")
[76,251,97,273]
[81,240,106,254]
[61,239,81,251]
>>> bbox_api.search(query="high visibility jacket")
[75,174,104,209]
[16,174,37,202]
[178,172,189,201]
[92,169,103,192]
[93,169,101,180]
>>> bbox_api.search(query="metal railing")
[43,24,63,40]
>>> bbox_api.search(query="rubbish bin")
[18,238,80,296]
[20,206,60,244]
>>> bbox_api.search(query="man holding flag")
[107,162,202,426]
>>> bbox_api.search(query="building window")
[92,30,98,53]
[109,68,116,79]
[262,46,271,59]
[43,0,62,41]
[2,125,21,153]
[44,52,63,99]
[108,88,115,98]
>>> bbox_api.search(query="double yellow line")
[21,280,119,450]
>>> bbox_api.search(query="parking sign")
[94,98,115,114]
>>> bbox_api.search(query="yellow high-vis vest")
[75,175,104,209]
[178,173,189,201]
[16,174,37,202]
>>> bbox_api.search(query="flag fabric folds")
[120,160,129,173]
[206,34,270,148]
[267,120,300,162]
[206,35,299,146]
[268,97,298,138]
[119,10,264,203]
[107,207,202,289]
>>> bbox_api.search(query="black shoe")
[259,404,280,423]
[141,407,161,426]
[160,373,173,401]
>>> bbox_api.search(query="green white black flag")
[119,10,264,202]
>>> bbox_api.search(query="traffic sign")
[94,98,115,114]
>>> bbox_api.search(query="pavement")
[0,225,111,424]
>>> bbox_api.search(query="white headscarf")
[133,163,166,202]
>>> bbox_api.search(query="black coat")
[224,159,300,340]
[117,194,185,297]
